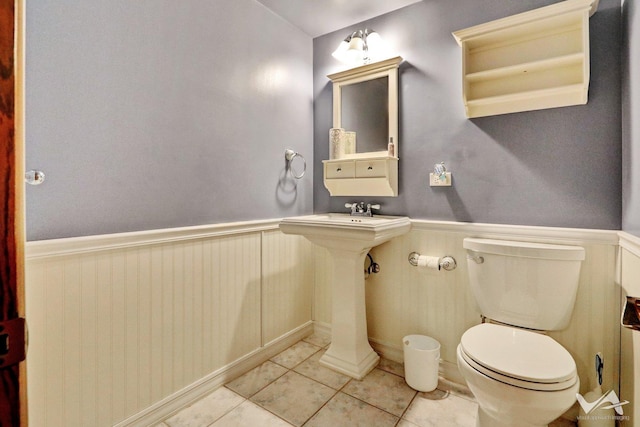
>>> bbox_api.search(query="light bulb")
[331,40,349,61]
[365,31,386,60]
[347,35,364,52]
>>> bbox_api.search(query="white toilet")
[457,237,585,427]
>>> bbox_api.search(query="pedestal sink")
[280,213,411,379]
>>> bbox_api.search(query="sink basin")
[279,213,411,379]
[285,212,406,224]
[280,213,411,251]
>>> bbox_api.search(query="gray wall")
[314,0,622,230]
[26,0,314,241]
[623,0,640,237]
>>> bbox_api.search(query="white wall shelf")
[453,0,598,118]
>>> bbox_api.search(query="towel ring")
[285,149,306,179]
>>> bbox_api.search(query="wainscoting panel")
[314,220,620,395]
[261,230,314,344]
[25,221,314,427]
[549,241,620,397]
[25,219,623,425]
[364,228,478,372]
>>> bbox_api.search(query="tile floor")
[153,334,576,427]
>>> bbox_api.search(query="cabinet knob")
[367,166,373,170]
[336,167,342,172]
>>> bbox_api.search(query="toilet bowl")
[457,323,579,427]
[459,238,585,427]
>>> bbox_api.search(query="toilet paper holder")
[408,252,457,271]
[622,296,640,331]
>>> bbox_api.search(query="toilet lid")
[460,324,577,390]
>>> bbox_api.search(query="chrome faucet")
[346,202,364,215]
[345,202,380,217]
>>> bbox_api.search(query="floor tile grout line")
[248,387,299,426]
[334,389,406,422]
[224,363,290,400]
[291,367,350,391]
[217,392,248,425]
[229,344,326,400]
[245,348,341,427]
[398,391,420,423]
[270,344,324,371]
[299,388,341,426]
[279,363,341,426]
[332,368,414,422]
[162,388,248,427]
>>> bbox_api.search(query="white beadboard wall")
[25,221,314,427]
[620,232,640,426]
[25,218,626,426]
[315,220,621,394]
[261,229,314,344]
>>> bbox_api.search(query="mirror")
[328,56,401,159]
[323,57,402,197]
[341,77,388,154]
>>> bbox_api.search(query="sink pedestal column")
[279,213,411,380]
[319,248,379,380]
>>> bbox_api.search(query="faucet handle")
[364,203,381,217]
[345,202,359,214]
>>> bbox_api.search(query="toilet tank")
[463,238,585,331]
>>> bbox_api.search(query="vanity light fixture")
[332,29,386,66]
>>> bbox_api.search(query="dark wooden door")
[0,0,26,425]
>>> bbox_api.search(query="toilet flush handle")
[467,252,484,264]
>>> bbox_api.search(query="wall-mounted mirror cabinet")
[323,56,402,197]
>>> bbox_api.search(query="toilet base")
[476,406,549,427]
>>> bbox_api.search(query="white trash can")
[403,335,440,392]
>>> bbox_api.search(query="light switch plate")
[429,172,451,186]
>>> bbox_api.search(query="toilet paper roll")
[417,255,441,270]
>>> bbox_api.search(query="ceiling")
[255,0,423,38]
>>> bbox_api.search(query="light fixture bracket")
[332,28,386,66]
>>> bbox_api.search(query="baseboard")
[369,337,404,364]
[312,320,331,340]
[115,322,314,427]
[315,322,466,387]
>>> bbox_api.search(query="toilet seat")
[459,323,577,391]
